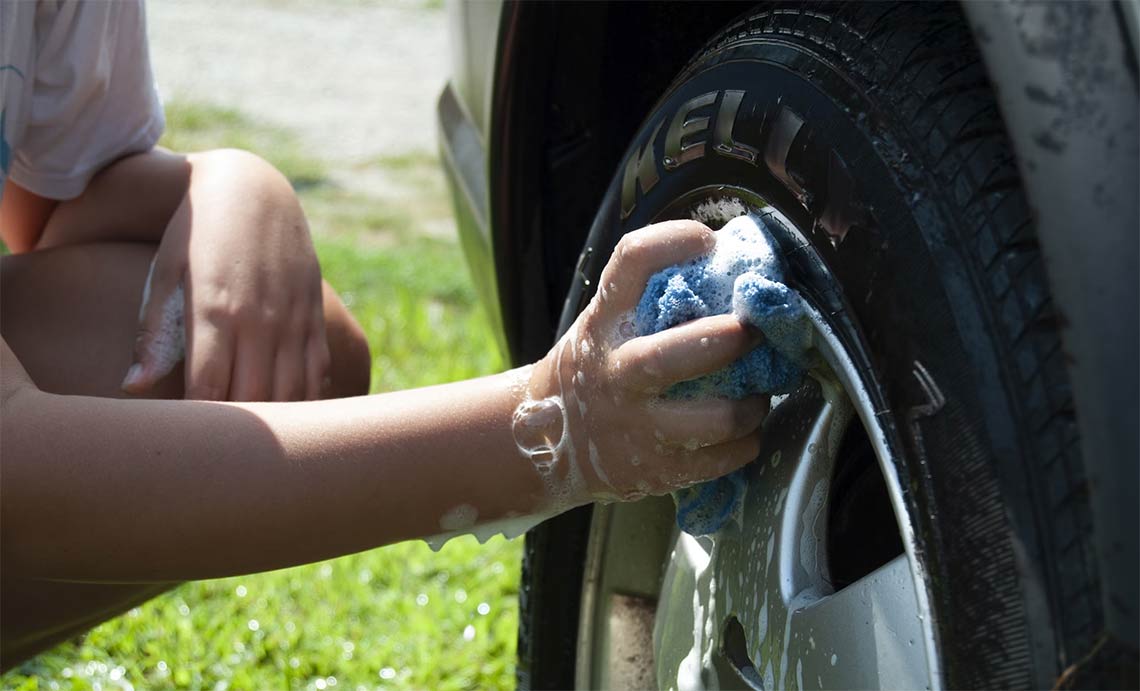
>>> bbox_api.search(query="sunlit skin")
[2,148,343,401]
[1,158,765,668]
[1,149,373,665]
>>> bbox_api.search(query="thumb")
[122,257,187,394]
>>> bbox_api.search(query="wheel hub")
[653,299,933,689]
[574,209,940,690]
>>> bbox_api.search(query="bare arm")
[2,148,334,401]
[1,221,766,585]
[2,339,542,582]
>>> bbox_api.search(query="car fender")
[962,0,1139,648]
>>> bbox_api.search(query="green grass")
[315,233,503,392]
[1,102,518,691]
[7,540,520,691]
[161,101,327,189]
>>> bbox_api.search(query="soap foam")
[634,214,814,536]
[512,396,567,471]
[439,503,478,531]
[137,257,186,379]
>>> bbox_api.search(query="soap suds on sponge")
[633,214,813,536]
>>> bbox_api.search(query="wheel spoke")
[603,213,939,691]
[655,533,717,690]
[651,292,934,690]
[778,555,930,690]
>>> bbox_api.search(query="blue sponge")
[633,215,812,536]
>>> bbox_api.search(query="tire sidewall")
[568,32,1055,689]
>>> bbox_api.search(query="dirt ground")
[148,0,448,164]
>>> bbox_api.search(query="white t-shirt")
[0,0,164,201]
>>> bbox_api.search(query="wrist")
[509,349,601,510]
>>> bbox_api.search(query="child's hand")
[520,220,768,506]
[120,150,329,401]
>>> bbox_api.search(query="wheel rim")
[573,204,941,690]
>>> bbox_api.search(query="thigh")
[1,242,185,398]
[0,242,370,668]
[1,579,173,672]
[1,242,371,399]
[1,243,182,670]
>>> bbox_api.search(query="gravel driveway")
[148,0,448,163]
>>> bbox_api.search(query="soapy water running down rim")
[574,205,941,691]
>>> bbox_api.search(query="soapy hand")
[519,220,769,507]
[120,150,330,401]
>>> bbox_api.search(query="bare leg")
[0,242,371,669]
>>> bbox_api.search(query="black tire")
[519,3,1133,689]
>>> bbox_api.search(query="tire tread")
[690,2,1099,686]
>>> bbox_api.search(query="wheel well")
[490,1,750,365]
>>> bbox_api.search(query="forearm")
[1,219,768,587]
[1,368,553,583]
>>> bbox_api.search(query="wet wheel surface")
[574,218,937,689]
[518,3,1114,690]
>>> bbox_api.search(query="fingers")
[305,330,332,400]
[184,319,234,401]
[672,430,763,489]
[272,341,306,402]
[598,220,715,313]
[649,395,768,449]
[121,257,186,394]
[272,301,321,402]
[228,332,276,402]
[612,314,762,392]
[305,288,333,400]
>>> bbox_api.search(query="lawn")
[1,103,521,691]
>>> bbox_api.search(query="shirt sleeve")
[9,0,165,201]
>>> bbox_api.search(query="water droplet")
[315,680,327,690]
[235,585,247,598]
[477,602,491,616]
[379,668,396,680]
[463,624,476,641]
[247,619,260,632]
[415,593,429,606]
[454,589,468,603]
[830,653,838,666]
